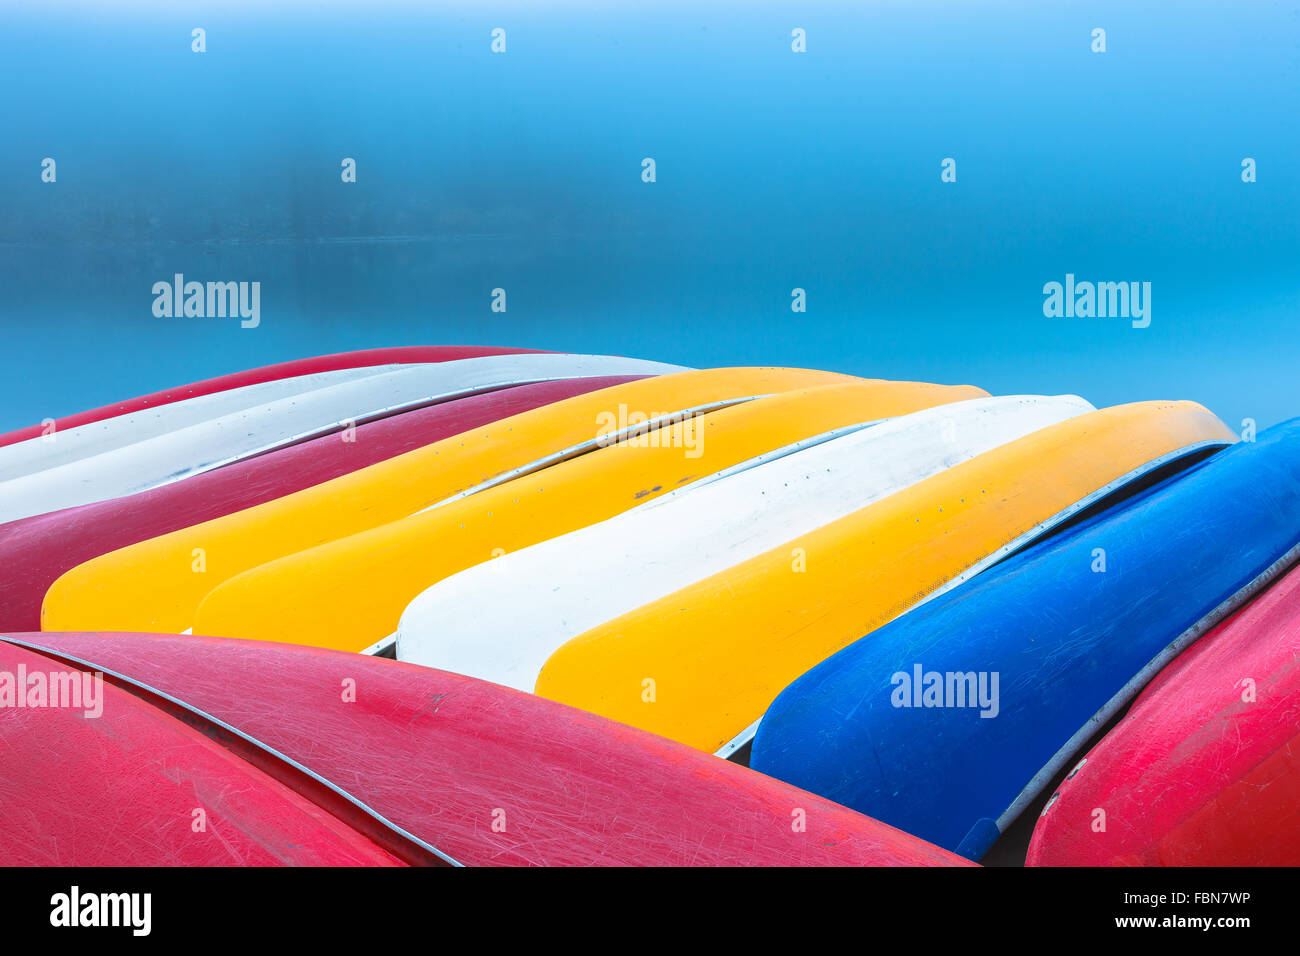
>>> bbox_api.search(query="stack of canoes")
[1,346,1296,866]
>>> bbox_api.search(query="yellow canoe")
[40,366,908,633]
[190,379,985,652]
[533,401,1238,754]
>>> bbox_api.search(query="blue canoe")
[749,419,1300,859]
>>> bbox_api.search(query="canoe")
[398,394,1093,683]
[0,363,405,482]
[0,345,541,450]
[0,641,408,866]
[41,366,871,634]
[749,418,1300,860]
[0,352,684,524]
[5,631,974,867]
[1026,559,1300,866]
[197,380,990,654]
[535,401,1238,756]
[0,377,642,632]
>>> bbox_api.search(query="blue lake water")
[2,0,1297,431]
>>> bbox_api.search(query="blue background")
[2,0,1297,431]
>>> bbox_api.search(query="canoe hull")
[0,642,404,866]
[398,393,1090,688]
[0,345,543,449]
[750,419,1300,860]
[534,401,1238,754]
[40,366,869,634]
[0,353,685,523]
[199,380,991,654]
[0,378,641,631]
[1027,561,1300,866]
[8,631,973,867]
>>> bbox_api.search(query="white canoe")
[0,352,685,524]
[0,364,405,482]
[396,393,1095,687]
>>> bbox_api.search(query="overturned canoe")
[398,394,1091,684]
[0,352,684,524]
[1026,559,1300,866]
[41,366,868,634]
[750,418,1300,860]
[0,363,404,483]
[198,380,988,653]
[0,640,407,866]
[534,401,1237,755]
[0,345,541,451]
[0,377,641,632]
[5,632,973,867]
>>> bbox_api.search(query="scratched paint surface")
[0,642,403,866]
[14,632,971,867]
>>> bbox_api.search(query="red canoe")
[0,641,414,866]
[7,632,973,867]
[0,377,639,632]
[1027,560,1300,866]
[0,345,542,449]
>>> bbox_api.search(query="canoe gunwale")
[902,438,1235,613]
[410,394,771,516]
[363,633,398,656]
[0,364,409,483]
[0,633,461,868]
[996,536,1300,839]
[138,381,531,494]
[135,367,684,498]
[635,417,888,513]
[0,345,548,451]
